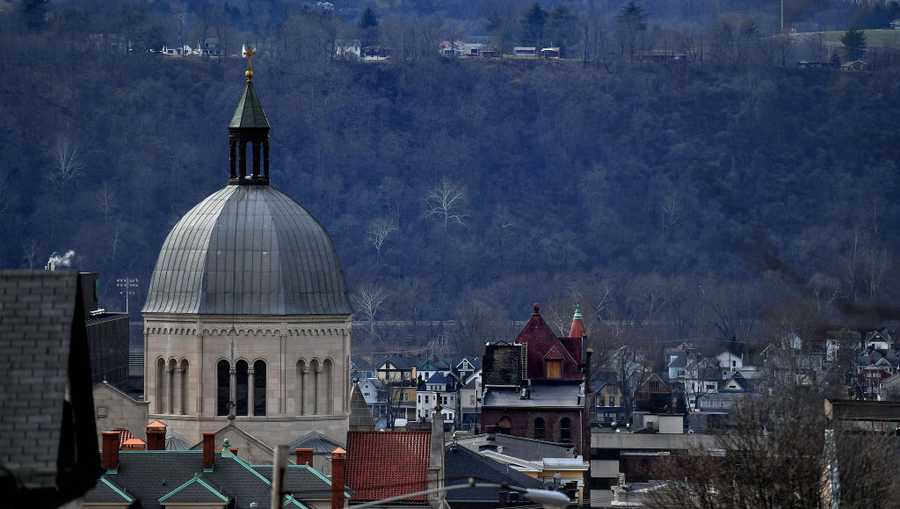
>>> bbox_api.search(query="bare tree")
[351,283,388,339]
[96,182,117,225]
[424,177,467,231]
[22,240,39,269]
[367,215,398,260]
[48,136,82,194]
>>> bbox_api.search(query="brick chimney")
[296,447,314,466]
[101,431,120,471]
[331,447,347,509]
[202,432,216,470]
[146,421,167,451]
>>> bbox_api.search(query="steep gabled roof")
[287,430,343,455]
[158,474,229,505]
[83,476,135,505]
[346,432,430,503]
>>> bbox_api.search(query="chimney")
[101,431,120,471]
[296,448,314,466]
[146,421,167,451]
[202,432,216,470]
[331,447,347,509]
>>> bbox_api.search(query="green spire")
[229,81,270,129]
[573,303,583,320]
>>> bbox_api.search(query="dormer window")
[545,359,562,379]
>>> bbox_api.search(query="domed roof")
[143,185,351,316]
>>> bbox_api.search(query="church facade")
[142,65,352,447]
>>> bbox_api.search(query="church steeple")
[228,47,270,185]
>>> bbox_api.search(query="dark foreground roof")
[444,445,543,506]
[0,271,102,508]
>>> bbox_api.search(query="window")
[545,359,562,379]
[157,358,166,413]
[732,360,736,367]
[534,417,546,440]
[180,359,189,415]
[253,360,266,416]
[442,396,448,405]
[323,359,334,414]
[418,395,421,403]
[310,359,320,413]
[425,395,429,404]
[217,360,230,416]
[560,418,572,443]
[236,360,249,416]
[297,360,307,416]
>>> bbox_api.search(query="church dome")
[143,69,351,316]
[143,185,351,315]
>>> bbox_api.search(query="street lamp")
[348,478,571,509]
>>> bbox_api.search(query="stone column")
[248,367,255,417]
[299,366,307,416]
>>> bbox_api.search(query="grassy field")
[793,29,900,49]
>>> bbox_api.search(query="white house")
[415,372,456,422]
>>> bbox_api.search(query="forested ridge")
[3,3,900,352]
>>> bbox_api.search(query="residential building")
[416,372,457,422]
[1,271,103,508]
[83,429,347,509]
[456,357,481,381]
[377,357,416,382]
[481,305,587,451]
[593,382,625,426]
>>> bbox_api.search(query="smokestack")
[101,431,120,471]
[146,421,167,451]
[202,432,216,470]
[296,448,314,466]
[331,448,347,509]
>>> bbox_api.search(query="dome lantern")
[228,48,271,185]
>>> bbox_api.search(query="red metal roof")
[346,432,431,503]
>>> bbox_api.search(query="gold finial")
[242,44,255,81]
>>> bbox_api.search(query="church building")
[142,63,353,448]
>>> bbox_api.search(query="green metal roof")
[158,473,230,504]
[229,81,270,129]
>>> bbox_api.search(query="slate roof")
[251,465,334,499]
[379,356,414,370]
[483,383,582,409]
[444,445,542,503]
[287,430,343,455]
[82,477,134,505]
[159,475,230,504]
[85,450,316,509]
[346,432,430,502]
[350,384,375,430]
[457,434,575,462]
[0,271,102,505]
[143,185,351,316]
[230,81,270,129]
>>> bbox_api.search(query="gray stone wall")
[93,382,150,443]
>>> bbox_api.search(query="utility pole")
[270,445,289,509]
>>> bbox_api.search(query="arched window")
[297,360,307,416]
[236,360,249,416]
[560,417,572,443]
[253,360,266,416]
[217,360,230,416]
[310,359,320,414]
[497,417,512,434]
[180,359,189,415]
[156,358,166,413]
[534,417,546,440]
[167,359,177,414]
[323,359,334,415]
